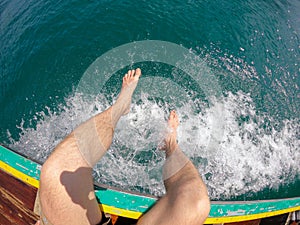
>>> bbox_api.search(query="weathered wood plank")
[225,219,261,225]
[260,213,289,225]
[0,168,39,225]
[0,211,12,225]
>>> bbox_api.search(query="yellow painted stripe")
[0,160,40,188]
[102,204,142,219]
[204,205,300,224]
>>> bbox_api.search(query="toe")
[130,70,135,78]
[170,110,176,118]
[168,110,179,127]
[135,68,141,78]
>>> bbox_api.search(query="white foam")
[8,93,110,161]
[8,90,299,199]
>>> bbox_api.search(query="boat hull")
[0,144,299,225]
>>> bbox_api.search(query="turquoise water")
[1,0,299,200]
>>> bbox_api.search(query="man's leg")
[138,111,210,225]
[38,69,141,225]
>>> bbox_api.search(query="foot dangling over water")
[122,68,142,89]
[161,110,180,157]
[111,68,142,126]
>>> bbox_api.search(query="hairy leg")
[138,111,210,225]
[39,69,141,225]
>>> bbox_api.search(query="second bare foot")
[161,110,179,156]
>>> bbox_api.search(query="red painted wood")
[260,214,289,225]
[225,219,261,225]
[0,169,39,225]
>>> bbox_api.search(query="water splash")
[8,89,299,199]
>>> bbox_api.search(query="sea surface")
[1,0,299,201]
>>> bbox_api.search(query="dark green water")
[1,0,299,200]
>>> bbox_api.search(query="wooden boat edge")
[1,144,299,224]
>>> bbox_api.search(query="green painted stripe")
[95,186,156,213]
[208,199,300,218]
[0,145,41,180]
[1,144,299,218]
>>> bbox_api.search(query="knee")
[181,195,210,225]
[194,195,211,223]
[174,185,210,224]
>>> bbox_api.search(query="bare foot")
[113,68,142,117]
[161,110,179,156]
[122,68,141,89]
[168,110,179,131]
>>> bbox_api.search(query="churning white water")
[8,88,299,199]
